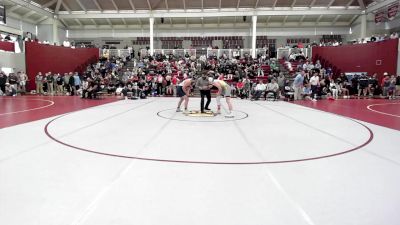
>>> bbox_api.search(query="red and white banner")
[375,11,386,24]
[387,3,399,20]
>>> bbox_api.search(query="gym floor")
[1,96,399,225]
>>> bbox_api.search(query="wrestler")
[213,78,234,117]
[176,75,195,113]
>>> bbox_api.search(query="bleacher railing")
[104,48,271,60]
[100,49,132,58]
[277,47,311,60]
[153,49,197,58]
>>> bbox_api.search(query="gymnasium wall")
[0,51,25,72]
[25,42,99,91]
[312,38,399,78]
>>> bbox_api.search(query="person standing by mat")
[196,71,213,113]
[213,79,234,117]
[176,75,195,113]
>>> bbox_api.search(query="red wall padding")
[0,41,15,52]
[25,42,99,91]
[312,39,398,79]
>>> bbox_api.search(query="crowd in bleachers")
[290,63,400,101]
[1,44,399,101]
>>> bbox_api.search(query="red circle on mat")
[44,112,374,165]
[0,98,54,116]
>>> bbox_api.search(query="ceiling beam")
[90,19,97,25]
[348,14,358,25]
[366,0,398,13]
[346,0,355,8]
[309,0,317,7]
[291,0,297,8]
[316,14,323,24]
[219,0,221,10]
[128,0,136,11]
[75,0,86,12]
[254,0,260,8]
[183,0,186,10]
[106,18,112,26]
[357,0,365,9]
[299,15,306,24]
[201,0,204,10]
[8,0,53,17]
[61,1,71,13]
[55,0,63,13]
[59,18,68,27]
[92,0,102,11]
[22,11,36,19]
[6,5,21,13]
[111,0,119,11]
[42,0,58,8]
[236,0,241,9]
[328,0,336,8]
[283,15,288,25]
[75,19,82,26]
[332,15,341,25]
[6,11,38,24]
[147,0,152,10]
[58,8,362,19]
[266,16,271,24]
[36,15,49,24]
[165,0,169,10]
[121,18,127,25]
[272,0,278,8]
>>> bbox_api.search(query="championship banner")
[374,11,386,24]
[387,3,399,20]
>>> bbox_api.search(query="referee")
[196,71,213,113]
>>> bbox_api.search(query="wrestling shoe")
[225,112,234,118]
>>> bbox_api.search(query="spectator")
[68,72,75,96]
[252,80,266,101]
[63,73,71,94]
[8,73,18,91]
[18,71,28,94]
[4,83,17,96]
[55,73,64,95]
[73,72,81,94]
[45,72,55,95]
[329,77,339,99]
[35,72,44,95]
[293,70,305,100]
[265,79,279,100]
[388,75,396,99]
[0,72,7,95]
[396,74,400,98]
[382,73,391,97]
[309,72,320,101]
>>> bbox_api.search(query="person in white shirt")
[329,77,339,99]
[18,71,28,93]
[309,72,320,101]
[252,80,266,100]
[265,79,279,100]
[302,61,309,71]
